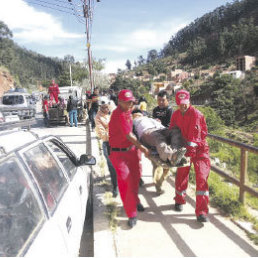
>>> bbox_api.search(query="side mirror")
[78,154,96,166]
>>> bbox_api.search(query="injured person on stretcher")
[132,109,189,168]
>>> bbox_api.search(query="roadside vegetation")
[95,139,118,232]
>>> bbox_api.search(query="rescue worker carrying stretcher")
[169,89,211,222]
[109,89,149,228]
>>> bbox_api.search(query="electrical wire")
[26,1,75,15]
[28,0,72,11]
[68,0,85,24]
[26,0,85,24]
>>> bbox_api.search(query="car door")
[21,142,82,256]
[44,138,90,225]
[0,155,46,257]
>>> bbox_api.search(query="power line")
[26,1,75,15]
[27,0,85,24]
[28,0,72,11]
[68,0,85,24]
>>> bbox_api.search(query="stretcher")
[147,146,190,169]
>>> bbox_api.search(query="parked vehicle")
[48,86,85,125]
[1,92,36,119]
[0,110,20,123]
[0,125,95,256]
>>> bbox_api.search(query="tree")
[64,54,75,64]
[0,21,13,39]
[147,49,158,63]
[137,55,145,65]
[125,59,132,70]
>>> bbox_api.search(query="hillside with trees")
[161,0,258,66]
[0,21,107,90]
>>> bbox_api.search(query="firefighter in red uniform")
[109,89,149,228]
[169,89,210,222]
[48,79,60,106]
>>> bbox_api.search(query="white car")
[0,128,95,257]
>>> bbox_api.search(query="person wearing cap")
[95,103,118,197]
[152,90,174,194]
[109,89,149,228]
[169,89,210,222]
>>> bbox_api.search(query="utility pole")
[83,0,94,93]
[69,64,73,87]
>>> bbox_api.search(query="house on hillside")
[170,69,183,78]
[237,55,256,71]
[168,69,190,83]
[165,83,182,95]
[150,81,181,96]
[136,71,151,82]
[151,82,166,95]
[153,73,167,81]
[222,70,245,79]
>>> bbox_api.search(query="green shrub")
[208,172,244,216]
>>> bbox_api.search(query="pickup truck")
[48,86,86,125]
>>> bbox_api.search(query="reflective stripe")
[196,191,209,196]
[176,190,186,196]
[187,141,197,147]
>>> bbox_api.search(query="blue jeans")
[89,108,98,129]
[69,110,78,127]
[103,141,117,189]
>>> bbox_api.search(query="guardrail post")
[239,149,248,204]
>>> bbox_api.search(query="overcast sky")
[0,0,233,73]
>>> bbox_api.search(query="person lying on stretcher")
[132,109,188,167]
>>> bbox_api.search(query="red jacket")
[109,106,133,148]
[48,83,60,95]
[169,105,209,158]
[43,99,49,112]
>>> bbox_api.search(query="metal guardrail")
[0,118,36,131]
[208,133,258,204]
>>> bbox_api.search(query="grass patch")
[104,192,118,232]
[209,172,258,243]
[97,138,119,232]
[248,233,258,245]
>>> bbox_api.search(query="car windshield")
[0,157,44,257]
[2,95,24,105]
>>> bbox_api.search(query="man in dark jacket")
[152,90,173,194]
[88,87,100,130]
[67,95,78,127]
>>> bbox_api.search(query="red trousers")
[110,146,141,218]
[174,156,210,216]
[49,92,59,104]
